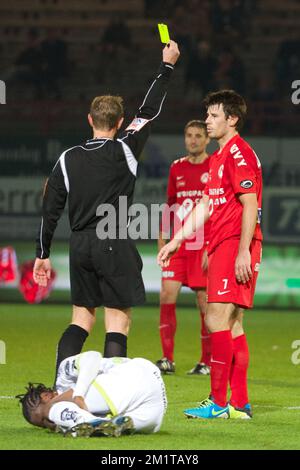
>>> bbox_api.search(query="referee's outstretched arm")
[118,40,180,159]
[33,41,180,287]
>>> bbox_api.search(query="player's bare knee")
[160,285,179,304]
[231,321,244,339]
[205,314,223,332]
[195,289,207,312]
[230,308,244,337]
[206,303,234,332]
[197,300,207,313]
[160,292,168,304]
[230,307,243,322]
[161,280,181,302]
[160,291,175,304]
[202,312,210,330]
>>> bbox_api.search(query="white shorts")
[90,358,167,433]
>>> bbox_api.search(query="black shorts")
[69,231,146,309]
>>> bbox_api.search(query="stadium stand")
[0,0,299,135]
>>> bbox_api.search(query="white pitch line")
[0,397,299,410]
[254,404,300,410]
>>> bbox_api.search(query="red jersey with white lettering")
[205,134,263,254]
[162,156,211,249]
[0,246,18,284]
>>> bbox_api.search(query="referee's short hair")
[184,120,208,136]
[90,95,124,130]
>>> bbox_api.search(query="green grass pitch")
[0,304,300,450]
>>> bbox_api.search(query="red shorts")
[162,244,207,289]
[207,238,262,309]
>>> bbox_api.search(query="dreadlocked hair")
[16,383,53,424]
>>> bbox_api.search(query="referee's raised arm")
[34,40,180,275]
[118,40,180,159]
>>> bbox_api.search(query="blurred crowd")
[3,27,68,100]
[1,0,299,135]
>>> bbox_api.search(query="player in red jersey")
[158,90,263,419]
[156,120,211,375]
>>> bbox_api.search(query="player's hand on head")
[235,249,252,284]
[33,258,52,287]
[163,40,180,65]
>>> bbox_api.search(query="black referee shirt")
[36,61,174,259]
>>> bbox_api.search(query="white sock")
[48,401,101,429]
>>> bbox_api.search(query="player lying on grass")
[16,352,167,437]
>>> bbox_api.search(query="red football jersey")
[205,134,263,254]
[0,246,18,284]
[162,156,211,249]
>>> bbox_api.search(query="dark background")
[0,0,299,249]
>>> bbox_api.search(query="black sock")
[54,324,89,385]
[104,332,127,358]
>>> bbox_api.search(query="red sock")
[210,330,233,407]
[200,312,211,366]
[229,334,249,408]
[159,304,176,362]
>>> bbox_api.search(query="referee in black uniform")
[33,41,180,379]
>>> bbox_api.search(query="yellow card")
[158,23,170,44]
